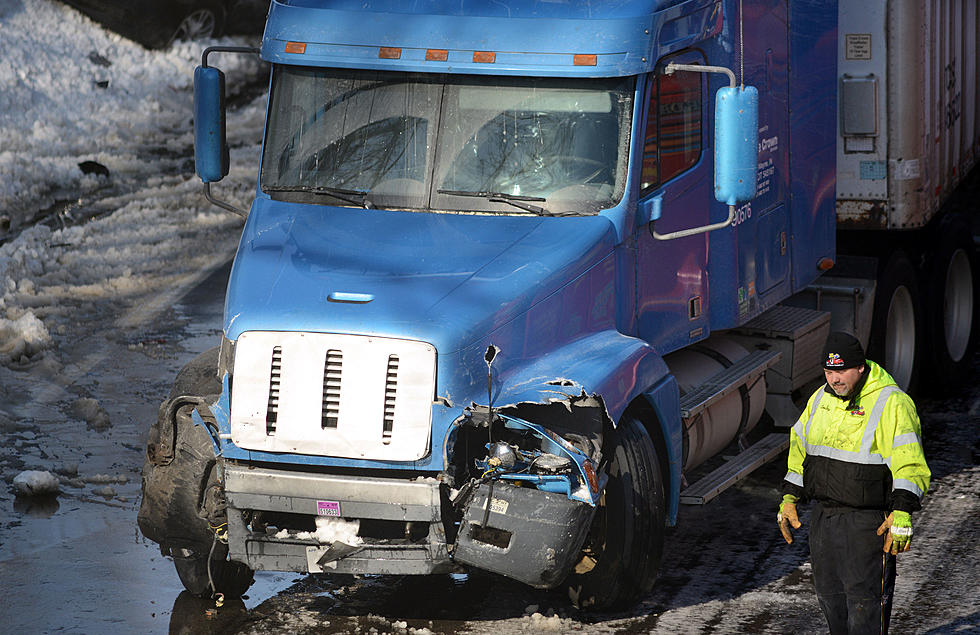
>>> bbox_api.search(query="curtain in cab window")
[640,71,702,191]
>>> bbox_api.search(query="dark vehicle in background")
[59,0,266,49]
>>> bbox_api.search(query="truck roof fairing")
[261,0,724,77]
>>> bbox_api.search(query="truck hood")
[224,198,618,353]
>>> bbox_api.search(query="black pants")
[809,502,897,634]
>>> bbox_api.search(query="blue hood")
[224,198,618,354]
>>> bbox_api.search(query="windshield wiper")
[265,185,373,209]
[437,189,551,216]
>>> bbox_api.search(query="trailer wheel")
[869,251,920,393]
[566,417,665,610]
[925,219,976,389]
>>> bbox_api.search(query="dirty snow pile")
[0,0,267,364]
[11,469,60,496]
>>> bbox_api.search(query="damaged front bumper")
[222,463,457,575]
[220,410,605,587]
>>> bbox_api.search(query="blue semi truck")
[138,0,979,609]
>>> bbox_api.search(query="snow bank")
[0,0,267,366]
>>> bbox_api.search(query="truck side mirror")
[650,62,759,240]
[714,85,758,205]
[193,65,229,183]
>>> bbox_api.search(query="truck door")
[634,51,712,353]
[737,0,791,315]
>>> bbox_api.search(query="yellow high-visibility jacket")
[782,360,930,512]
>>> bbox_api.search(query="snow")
[12,470,60,496]
[275,516,364,546]
[0,0,266,366]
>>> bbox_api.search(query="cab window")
[640,69,702,191]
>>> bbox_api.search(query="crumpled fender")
[492,330,670,422]
[481,329,682,525]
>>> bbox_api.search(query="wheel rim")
[943,248,974,362]
[174,10,217,41]
[885,285,916,389]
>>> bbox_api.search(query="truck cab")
[139,0,839,610]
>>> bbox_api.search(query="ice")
[0,311,52,362]
[12,470,60,496]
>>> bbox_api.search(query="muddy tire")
[138,347,254,599]
[566,417,666,610]
[173,538,254,599]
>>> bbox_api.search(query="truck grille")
[230,332,436,461]
[266,346,282,434]
[322,349,342,428]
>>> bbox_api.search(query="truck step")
[679,432,788,505]
[678,348,782,419]
[728,305,831,395]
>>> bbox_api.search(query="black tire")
[169,347,222,400]
[869,251,921,393]
[565,417,666,610]
[924,217,976,390]
[139,346,254,599]
[173,541,254,600]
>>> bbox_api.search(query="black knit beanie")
[822,331,866,370]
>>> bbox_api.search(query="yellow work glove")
[876,510,913,554]
[777,494,801,544]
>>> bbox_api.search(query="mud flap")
[453,480,595,588]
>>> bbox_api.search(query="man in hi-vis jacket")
[777,331,931,634]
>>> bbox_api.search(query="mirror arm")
[652,204,736,241]
[202,46,260,68]
[204,183,248,218]
[665,62,736,88]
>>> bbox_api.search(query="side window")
[640,69,703,192]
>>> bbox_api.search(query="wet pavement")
[1,252,978,633]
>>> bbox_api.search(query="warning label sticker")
[846,34,872,60]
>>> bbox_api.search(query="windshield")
[261,66,634,216]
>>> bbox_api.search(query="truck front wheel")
[566,417,665,610]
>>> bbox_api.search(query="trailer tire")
[869,251,921,393]
[566,417,665,610]
[924,218,976,390]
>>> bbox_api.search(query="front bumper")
[223,462,457,575]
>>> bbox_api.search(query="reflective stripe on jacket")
[782,360,930,512]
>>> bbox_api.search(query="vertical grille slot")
[322,349,342,428]
[382,354,399,444]
[265,346,282,435]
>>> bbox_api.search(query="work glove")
[777,494,801,544]
[877,510,913,554]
